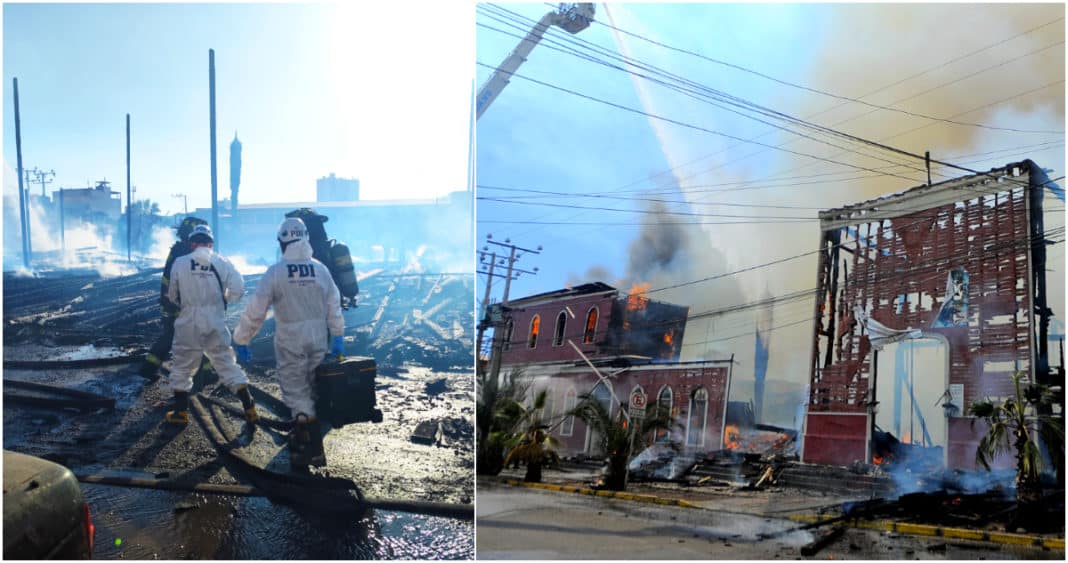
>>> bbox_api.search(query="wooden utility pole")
[209,49,219,249]
[13,78,30,268]
[476,250,498,375]
[126,113,132,262]
[485,237,540,386]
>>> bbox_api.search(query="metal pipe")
[126,113,131,262]
[209,49,218,248]
[13,77,30,268]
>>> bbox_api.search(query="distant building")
[59,180,121,221]
[317,173,359,203]
[230,132,242,211]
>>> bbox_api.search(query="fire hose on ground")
[188,395,473,520]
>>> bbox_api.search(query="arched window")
[542,389,555,424]
[591,381,613,414]
[685,387,708,448]
[502,319,514,351]
[583,307,599,344]
[553,311,567,347]
[528,315,540,349]
[561,387,577,436]
[655,386,673,443]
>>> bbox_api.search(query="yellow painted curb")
[789,514,1064,550]
[500,478,697,509]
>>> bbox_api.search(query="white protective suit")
[233,239,344,418]
[167,246,249,393]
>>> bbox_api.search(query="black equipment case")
[315,356,383,427]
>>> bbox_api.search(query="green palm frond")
[968,371,1063,494]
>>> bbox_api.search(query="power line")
[483,2,1064,200]
[478,10,939,176]
[582,6,1065,135]
[475,61,932,186]
[477,195,817,220]
[477,22,1058,200]
[478,4,1064,219]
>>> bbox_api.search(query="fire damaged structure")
[496,282,735,457]
[802,160,1060,470]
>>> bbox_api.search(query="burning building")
[802,160,1060,470]
[495,282,735,458]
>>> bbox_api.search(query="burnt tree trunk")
[524,461,543,483]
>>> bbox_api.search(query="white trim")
[583,306,599,344]
[685,387,709,449]
[552,310,567,347]
[655,385,673,443]
[585,380,614,454]
[561,386,577,437]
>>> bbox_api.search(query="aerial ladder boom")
[476,3,595,120]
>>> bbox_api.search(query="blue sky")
[476,3,1065,414]
[3,3,474,214]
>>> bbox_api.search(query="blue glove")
[234,344,251,364]
[329,336,345,359]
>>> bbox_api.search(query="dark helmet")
[285,208,328,243]
[176,216,209,241]
[285,207,328,224]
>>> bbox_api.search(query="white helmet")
[189,224,214,243]
[277,217,309,246]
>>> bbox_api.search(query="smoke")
[228,254,269,275]
[597,3,1065,409]
[626,200,689,278]
[565,265,614,287]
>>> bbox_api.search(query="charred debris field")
[3,267,475,509]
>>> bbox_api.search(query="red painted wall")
[802,413,868,466]
[532,363,731,458]
[501,293,617,365]
[804,166,1041,469]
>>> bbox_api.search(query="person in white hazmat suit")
[165,224,258,425]
[232,217,345,466]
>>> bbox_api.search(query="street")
[476,480,1062,560]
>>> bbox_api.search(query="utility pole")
[484,235,541,387]
[209,48,219,249]
[13,77,30,268]
[475,249,498,375]
[173,193,188,215]
[26,167,55,198]
[126,113,132,263]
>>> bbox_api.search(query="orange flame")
[663,330,673,344]
[724,424,742,450]
[626,282,650,312]
[872,454,885,465]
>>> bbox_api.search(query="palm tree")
[568,392,678,491]
[969,371,1064,522]
[499,388,560,483]
[476,367,529,475]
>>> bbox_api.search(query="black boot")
[290,414,326,468]
[165,391,190,425]
[235,385,259,423]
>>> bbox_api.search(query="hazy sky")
[476,3,1065,412]
[3,2,474,214]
